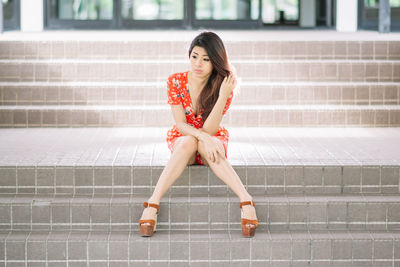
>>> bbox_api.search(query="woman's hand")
[219,74,237,100]
[198,132,225,164]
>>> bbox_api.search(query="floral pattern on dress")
[166,71,233,165]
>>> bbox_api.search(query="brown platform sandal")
[138,202,160,237]
[240,200,258,237]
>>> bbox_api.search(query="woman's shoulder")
[167,72,189,91]
[168,71,189,82]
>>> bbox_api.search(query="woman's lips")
[194,69,202,74]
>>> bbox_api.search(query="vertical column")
[379,0,391,33]
[300,0,316,27]
[336,0,357,32]
[21,0,44,32]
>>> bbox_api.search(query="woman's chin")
[191,70,210,78]
[192,70,202,75]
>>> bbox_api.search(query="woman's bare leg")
[149,136,197,203]
[197,139,257,221]
[140,136,197,224]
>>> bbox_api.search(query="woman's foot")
[241,203,257,222]
[240,200,258,237]
[138,201,160,237]
[139,206,158,224]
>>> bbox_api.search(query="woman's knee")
[174,136,198,153]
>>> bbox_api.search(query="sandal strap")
[240,200,255,209]
[143,202,160,213]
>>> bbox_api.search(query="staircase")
[0,31,400,266]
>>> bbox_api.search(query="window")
[49,0,113,20]
[3,0,20,30]
[196,0,259,20]
[364,0,400,7]
[262,0,299,24]
[361,0,400,30]
[121,0,184,20]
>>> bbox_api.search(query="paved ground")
[1,127,399,166]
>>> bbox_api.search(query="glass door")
[261,0,299,25]
[3,0,20,31]
[193,0,261,28]
[45,0,262,29]
[46,0,116,29]
[120,0,185,28]
[45,0,186,29]
[360,0,400,30]
[44,0,318,29]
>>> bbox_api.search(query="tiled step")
[1,59,399,82]
[1,164,399,195]
[1,81,399,106]
[0,230,399,266]
[1,194,400,231]
[0,39,399,60]
[1,104,400,127]
[0,128,399,195]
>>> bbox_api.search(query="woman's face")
[189,46,213,78]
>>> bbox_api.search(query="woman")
[138,31,258,237]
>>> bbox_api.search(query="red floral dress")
[166,71,233,165]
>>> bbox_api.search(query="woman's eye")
[204,58,210,62]
[192,56,197,59]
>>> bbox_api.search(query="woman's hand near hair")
[202,73,236,136]
[219,74,237,100]
[198,131,225,164]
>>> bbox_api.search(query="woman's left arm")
[202,74,236,135]
[201,94,230,136]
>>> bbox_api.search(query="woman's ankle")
[147,197,160,205]
[239,195,253,203]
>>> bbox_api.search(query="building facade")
[1,0,400,32]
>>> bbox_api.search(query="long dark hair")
[188,32,231,122]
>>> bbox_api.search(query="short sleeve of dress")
[222,91,234,115]
[167,75,181,105]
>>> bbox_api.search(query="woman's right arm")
[170,104,203,139]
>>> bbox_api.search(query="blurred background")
[2,0,400,31]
